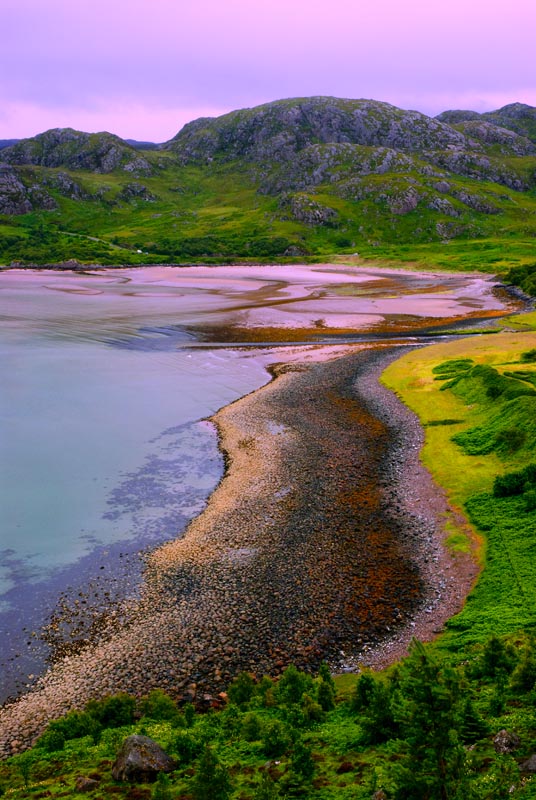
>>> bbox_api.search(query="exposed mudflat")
[0,344,477,757]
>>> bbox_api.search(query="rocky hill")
[163,97,469,163]
[0,128,152,175]
[437,103,536,144]
[0,97,535,268]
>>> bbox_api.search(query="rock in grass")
[493,729,520,754]
[112,735,176,783]
[519,754,536,773]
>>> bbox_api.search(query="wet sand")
[0,343,477,756]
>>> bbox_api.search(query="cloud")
[1,0,534,139]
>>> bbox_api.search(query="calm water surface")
[0,270,271,699]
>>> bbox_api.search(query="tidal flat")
[0,263,519,753]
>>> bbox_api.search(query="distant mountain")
[1,97,535,267]
[125,139,160,151]
[0,139,19,151]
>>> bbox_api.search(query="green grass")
[382,332,536,656]
[2,148,536,272]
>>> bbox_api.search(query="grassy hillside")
[0,98,535,279]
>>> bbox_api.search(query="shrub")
[192,745,232,800]
[85,693,136,728]
[227,672,256,707]
[152,772,172,800]
[183,703,195,727]
[480,634,517,678]
[171,730,203,764]
[525,463,536,483]
[350,671,377,713]
[35,728,65,753]
[241,712,263,742]
[254,676,276,708]
[301,693,324,724]
[45,710,102,744]
[494,427,526,453]
[317,678,335,711]
[261,719,293,758]
[521,349,536,362]
[138,689,180,723]
[252,772,281,800]
[275,665,314,706]
[525,489,536,512]
[493,470,527,497]
[510,640,536,692]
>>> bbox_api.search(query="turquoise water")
[0,270,270,697]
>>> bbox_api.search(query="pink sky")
[1,0,535,141]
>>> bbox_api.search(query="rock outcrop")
[0,165,33,214]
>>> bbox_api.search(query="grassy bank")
[381,327,536,653]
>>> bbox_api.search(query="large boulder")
[493,729,520,754]
[112,735,176,783]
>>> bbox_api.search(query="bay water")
[0,269,270,700]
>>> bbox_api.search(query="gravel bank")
[0,344,477,757]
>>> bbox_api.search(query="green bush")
[301,693,324,724]
[192,745,232,800]
[479,634,517,678]
[494,427,526,453]
[139,689,180,723]
[171,730,203,764]
[521,348,536,362]
[35,728,65,753]
[261,719,293,758]
[85,693,136,728]
[44,710,102,744]
[228,671,256,707]
[241,712,263,742]
[152,772,173,800]
[275,665,313,706]
[525,489,536,511]
[510,639,536,692]
[317,678,335,711]
[493,469,528,497]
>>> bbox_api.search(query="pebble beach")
[0,342,478,757]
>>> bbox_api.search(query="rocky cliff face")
[0,129,152,175]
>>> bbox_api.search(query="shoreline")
[0,342,478,757]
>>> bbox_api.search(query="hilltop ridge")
[1,96,535,269]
